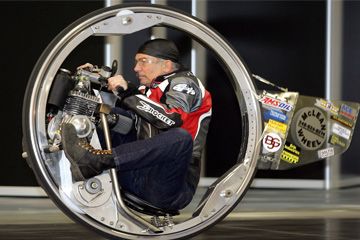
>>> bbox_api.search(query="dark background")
[1,0,359,186]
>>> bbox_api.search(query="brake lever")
[111,60,118,77]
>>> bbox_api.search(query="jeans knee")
[171,128,192,143]
[169,129,193,155]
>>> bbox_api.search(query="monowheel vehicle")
[21,4,359,240]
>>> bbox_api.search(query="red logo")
[263,133,282,152]
[259,96,293,112]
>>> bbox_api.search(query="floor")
[0,187,360,240]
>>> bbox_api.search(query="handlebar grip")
[116,86,125,93]
[98,77,108,86]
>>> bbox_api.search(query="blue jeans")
[113,128,194,211]
[102,109,195,211]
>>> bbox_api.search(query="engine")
[45,64,115,152]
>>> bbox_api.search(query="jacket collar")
[150,68,187,88]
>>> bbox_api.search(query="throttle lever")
[111,60,118,77]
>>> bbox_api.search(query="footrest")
[121,191,180,216]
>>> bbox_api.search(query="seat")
[121,190,180,216]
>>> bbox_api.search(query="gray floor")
[0,187,360,239]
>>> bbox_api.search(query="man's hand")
[107,75,128,92]
[77,63,94,70]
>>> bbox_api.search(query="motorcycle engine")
[46,68,104,151]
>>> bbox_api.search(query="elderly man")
[62,39,212,211]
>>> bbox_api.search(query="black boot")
[61,123,115,181]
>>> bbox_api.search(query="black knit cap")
[137,39,179,63]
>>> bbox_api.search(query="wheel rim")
[22,4,262,239]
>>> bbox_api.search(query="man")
[62,39,212,211]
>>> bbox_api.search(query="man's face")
[134,53,166,87]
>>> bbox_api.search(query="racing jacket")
[120,69,212,190]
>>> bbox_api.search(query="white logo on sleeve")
[173,84,196,95]
[136,101,175,126]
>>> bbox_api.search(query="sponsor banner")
[329,134,347,148]
[317,147,335,159]
[331,122,351,140]
[267,119,288,135]
[331,115,354,128]
[264,109,288,123]
[283,142,301,156]
[280,142,301,164]
[294,107,327,150]
[314,98,339,115]
[262,132,282,153]
[339,104,356,120]
[280,151,299,164]
[259,96,293,112]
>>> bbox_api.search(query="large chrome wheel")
[22,4,262,239]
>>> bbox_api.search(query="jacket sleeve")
[164,76,202,113]
[121,94,183,129]
[121,76,202,130]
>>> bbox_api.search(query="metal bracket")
[91,11,164,36]
[99,112,163,233]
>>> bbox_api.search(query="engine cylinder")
[63,90,100,117]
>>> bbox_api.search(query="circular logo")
[292,107,327,150]
[262,132,282,152]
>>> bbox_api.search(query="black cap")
[137,39,179,63]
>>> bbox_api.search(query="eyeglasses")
[134,57,162,67]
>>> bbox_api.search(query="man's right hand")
[107,75,128,92]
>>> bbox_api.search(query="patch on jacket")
[173,83,196,95]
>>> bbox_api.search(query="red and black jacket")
[120,69,212,190]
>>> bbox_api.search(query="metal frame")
[325,0,343,190]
